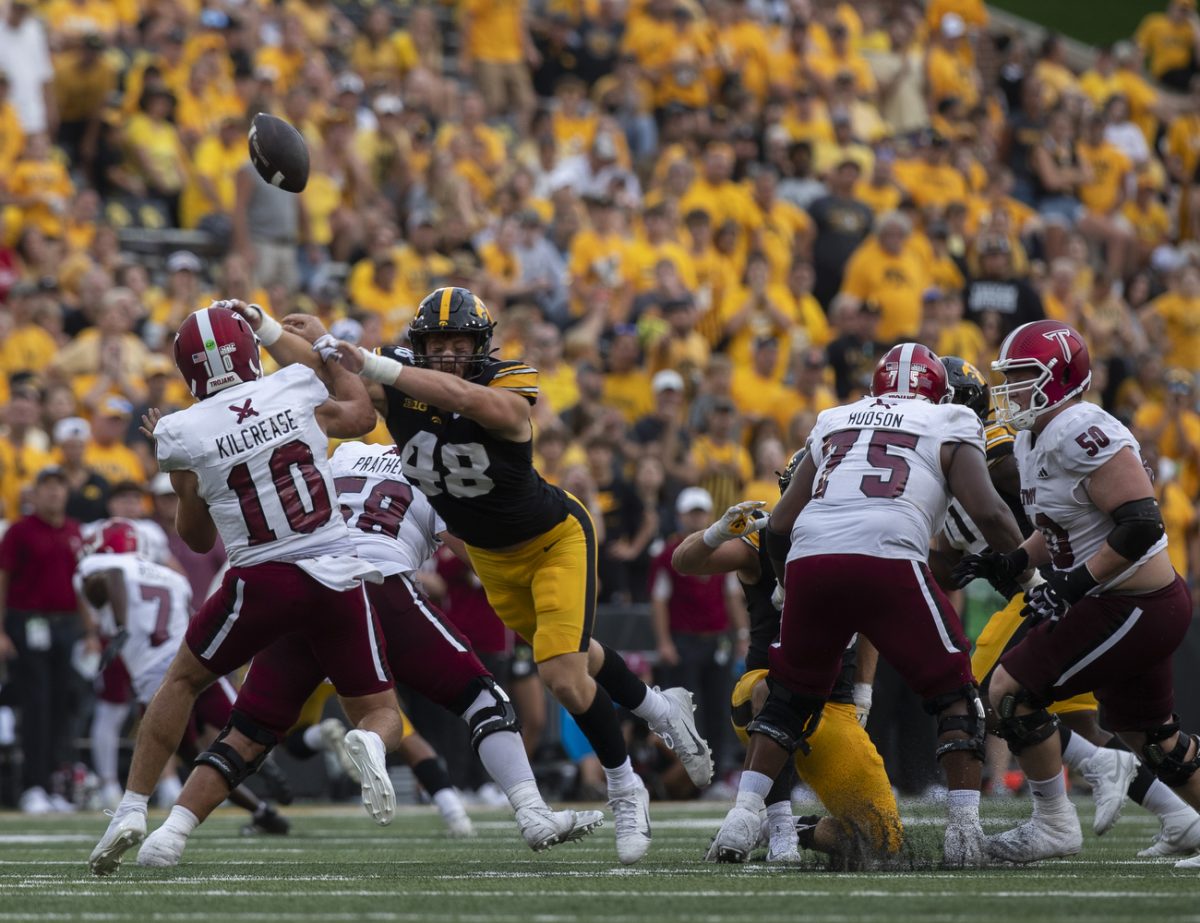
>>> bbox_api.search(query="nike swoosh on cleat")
[543,539,561,553]
[682,724,706,757]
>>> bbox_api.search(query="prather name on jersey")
[346,450,403,477]
[215,408,301,459]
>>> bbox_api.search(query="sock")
[947,788,981,825]
[740,770,774,800]
[603,757,638,792]
[766,800,793,825]
[504,779,545,813]
[735,789,766,814]
[476,731,538,795]
[1028,773,1069,813]
[161,805,199,838]
[412,757,452,796]
[91,701,130,786]
[115,790,149,818]
[283,728,318,760]
[1105,737,1157,805]
[570,686,629,769]
[302,725,326,751]
[1058,727,1098,769]
[766,761,796,807]
[595,643,665,721]
[1142,777,1192,817]
[433,787,464,817]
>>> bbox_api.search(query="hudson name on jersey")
[154,363,357,569]
[1015,402,1167,591]
[792,395,984,562]
[378,351,570,549]
[330,441,445,576]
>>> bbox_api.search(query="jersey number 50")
[399,432,495,498]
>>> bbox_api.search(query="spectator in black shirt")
[809,158,874,307]
[963,235,1045,339]
[585,435,645,604]
[52,417,109,524]
[826,295,887,400]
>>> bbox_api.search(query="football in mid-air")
[248,112,309,193]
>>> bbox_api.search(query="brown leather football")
[248,112,309,193]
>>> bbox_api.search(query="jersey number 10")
[227,439,334,545]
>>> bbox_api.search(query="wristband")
[1019,569,1046,592]
[360,348,405,384]
[1055,563,1098,603]
[736,627,750,640]
[250,304,283,346]
[852,682,873,703]
[702,524,725,548]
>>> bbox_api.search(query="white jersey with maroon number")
[75,552,192,705]
[941,497,988,555]
[154,363,355,569]
[790,396,985,563]
[330,442,445,577]
[1015,402,1166,592]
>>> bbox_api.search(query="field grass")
[0,796,1195,923]
[988,0,1158,49]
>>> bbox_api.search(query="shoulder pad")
[482,359,539,402]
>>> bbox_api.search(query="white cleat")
[650,687,714,788]
[705,805,760,863]
[1081,749,1138,836]
[320,718,356,782]
[943,821,988,869]
[88,811,146,876]
[436,791,476,838]
[344,729,395,826]
[516,806,604,852]
[986,807,1082,863]
[136,825,187,868]
[1138,809,1200,858]
[1174,852,1200,869]
[766,817,802,864]
[609,775,652,864]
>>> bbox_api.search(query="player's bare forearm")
[947,443,1023,553]
[104,569,129,627]
[171,470,218,553]
[316,358,378,438]
[854,636,879,686]
[267,327,324,371]
[672,530,756,578]
[388,365,531,441]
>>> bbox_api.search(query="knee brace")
[745,676,824,756]
[993,691,1059,754]
[923,685,987,762]
[462,676,521,752]
[194,710,277,792]
[1142,715,1200,788]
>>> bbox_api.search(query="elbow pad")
[1107,497,1165,561]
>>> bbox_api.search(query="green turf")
[0,798,1192,923]
[988,0,1159,49]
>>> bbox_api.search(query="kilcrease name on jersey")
[215,408,300,459]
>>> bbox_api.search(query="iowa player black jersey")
[739,532,855,704]
[379,352,570,548]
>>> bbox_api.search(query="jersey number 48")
[398,432,495,499]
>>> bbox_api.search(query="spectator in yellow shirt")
[602,326,653,424]
[925,14,980,110]
[840,211,930,342]
[645,290,710,379]
[689,398,753,515]
[893,132,968,210]
[83,396,145,485]
[767,346,839,435]
[460,0,537,132]
[1136,0,1200,88]
[8,133,74,240]
[720,252,803,380]
[180,115,245,230]
[125,87,188,226]
[1,282,58,377]
[1138,439,1198,580]
[525,323,578,418]
[1133,370,1200,499]
[730,336,789,422]
[350,6,418,86]
[1123,173,1171,264]
[809,20,876,98]
[627,201,695,293]
[568,193,634,322]
[0,385,54,520]
[1146,263,1200,372]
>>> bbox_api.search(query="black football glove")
[950,547,1030,598]
[1020,582,1069,630]
[383,345,415,366]
[97,628,128,673]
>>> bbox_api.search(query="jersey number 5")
[227,439,334,545]
[399,432,494,499]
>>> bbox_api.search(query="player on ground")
[89,305,404,874]
[708,343,1028,867]
[244,290,711,864]
[951,321,1200,865]
[79,519,289,836]
[673,452,902,863]
[937,356,1200,857]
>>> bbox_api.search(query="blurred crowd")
[2,0,1200,810]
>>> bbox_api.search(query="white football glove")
[770,581,785,611]
[312,333,342,363]
[852,682,873,727]
[702,500,768,548]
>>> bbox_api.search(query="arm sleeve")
[941,405,987,455]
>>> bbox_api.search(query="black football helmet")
[408,286,495,379]
[777,448,809,495]
[941,356,990,420]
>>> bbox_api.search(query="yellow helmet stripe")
[438,287,453,325]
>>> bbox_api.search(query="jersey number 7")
[812,429,918,500]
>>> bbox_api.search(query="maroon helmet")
[991,320,1091,430]
[870,343,950,404]
[91,518,140,555]
[174,305,262,400]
